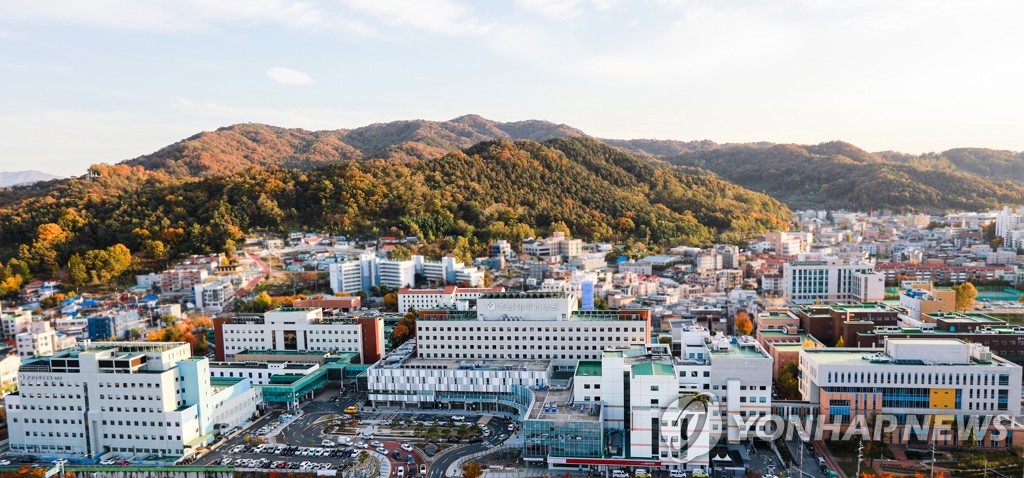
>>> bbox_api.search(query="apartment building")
[763,231,813,255]
[329,253,481,293]
[0,350,20,396]
[194,279,235,312]
[1,307,32,339]
[875,262,1012,283]
[7,342,260,460]
[522,232,583,259]
[159,269,208,293]
[16,322,60,358]
[213,307,384,364]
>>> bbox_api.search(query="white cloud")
[265,67,315,85]
[345,0,490,35]
[516,0,582,19]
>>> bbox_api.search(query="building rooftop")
[575,361,602,377]
[925,312,1004,324]
[528,388,601,422]
[803,340,1016,367]
[631,361,675,376]
[210,361,318,370]
[707,337,770,359]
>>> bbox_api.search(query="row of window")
[419,353,602,360]
[420,326,643,333]
[421,344,638,350]
[420,335,637,342]
[826,370,1010,387]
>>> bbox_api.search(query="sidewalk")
[266,410,303,444]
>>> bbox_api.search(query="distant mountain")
[0,170,60,187]
[665,142,1024,212]
[882,147,1024,182]
[126,115,587,177]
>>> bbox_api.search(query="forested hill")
[601,138,1024,211]
[0,137,791,280]
[126,115,587,177]
[661,143,1024,212]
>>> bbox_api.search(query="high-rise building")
[328,253,482,294]
[995,206,1024,249]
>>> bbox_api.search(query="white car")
[100,459,116,466]
[371,441,384,448]
[401,443,414,452]
[669,471,686,478]
[357,442,369,449]
[376,447,388,455]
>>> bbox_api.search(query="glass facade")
[524,418,603,459]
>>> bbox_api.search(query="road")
[426,416,514,478]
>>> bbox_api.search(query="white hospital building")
[366,292,770,473]
[396,285,504,313]
[213,307,384,364]
[414,292,651,362]
[7,342,260,461]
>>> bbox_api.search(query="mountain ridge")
[0,170,60,188]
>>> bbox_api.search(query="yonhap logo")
[659,392,723,464]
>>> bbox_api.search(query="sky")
[1,0,1023,177]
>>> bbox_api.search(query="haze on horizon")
[1,0,1022,177]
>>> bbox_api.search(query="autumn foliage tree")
[733,310,753,335]
[953,282,978,311]
[148,315,212,355]
[462,463,484,478]
[390,324,411,349]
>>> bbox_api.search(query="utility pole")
[855,439,864,478]
[930,439,936,478]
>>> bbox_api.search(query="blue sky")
[1,0,1022,176]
